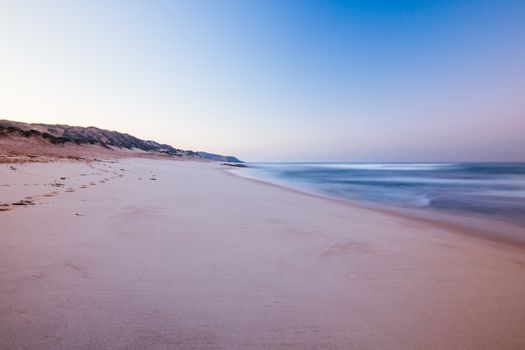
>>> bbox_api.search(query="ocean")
[234,162,525,227]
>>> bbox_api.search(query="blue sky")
[1,0,524,161]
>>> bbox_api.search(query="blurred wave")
[236,162,525,226]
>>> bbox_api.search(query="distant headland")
[0,119,242,163]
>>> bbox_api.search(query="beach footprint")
[0,203,12,211]
[43,191,59,197]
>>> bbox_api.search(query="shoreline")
[2,158,525,349]
[225,166,525,248]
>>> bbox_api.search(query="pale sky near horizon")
[1,0,524,161]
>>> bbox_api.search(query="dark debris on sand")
[222,163,248,168]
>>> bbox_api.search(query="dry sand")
[1,158,525,349]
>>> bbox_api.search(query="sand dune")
[1,159,525,349]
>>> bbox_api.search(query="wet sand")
[1,158,525,349]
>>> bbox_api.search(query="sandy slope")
[0,135,179,163]
[1,159,525,349]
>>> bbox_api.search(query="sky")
[1,0,524,161]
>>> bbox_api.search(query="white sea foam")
[328,176,525,186]
[251,163,456,171]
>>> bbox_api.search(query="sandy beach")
[1,158,525,349]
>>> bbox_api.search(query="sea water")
[236,163,525,226]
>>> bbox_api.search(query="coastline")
[225,167,525,247]
[2,158,525,349]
